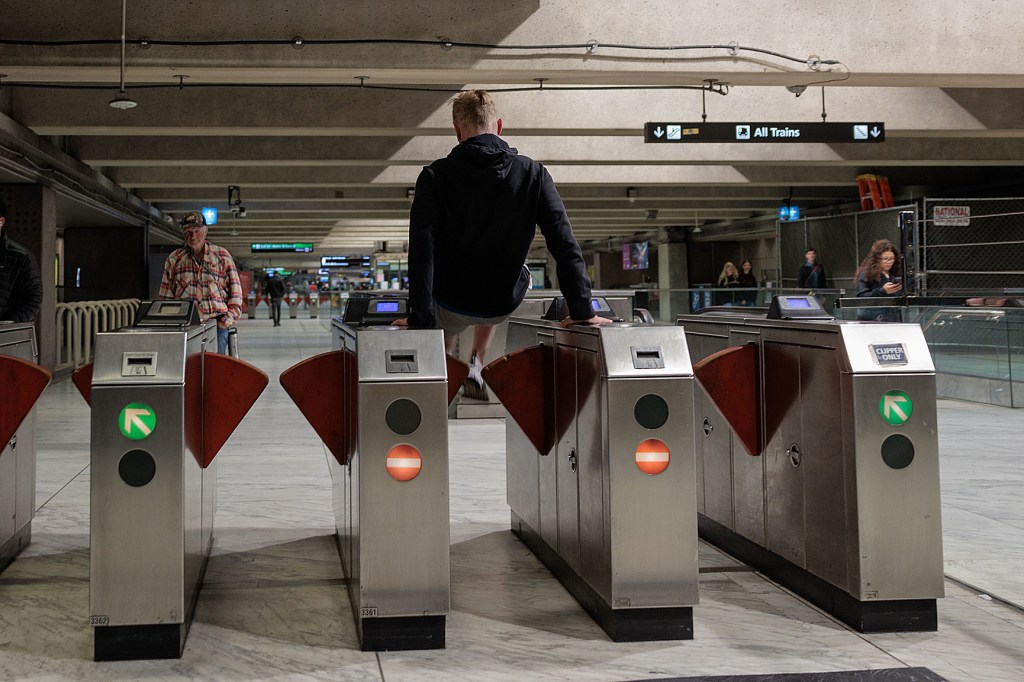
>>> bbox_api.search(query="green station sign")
[251,243,314,253]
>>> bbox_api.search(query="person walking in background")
[401,89,610,399]
[717,261,740,306]
[736,259,758,306]
[159,211,243,354]
[856,239,903,322]
[0,197,43,323]
[265,271,285,327]
[797,248,828,290]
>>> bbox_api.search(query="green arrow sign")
[879,390,912,426]
[119,402,156,440]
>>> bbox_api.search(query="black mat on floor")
[631,668,946,682]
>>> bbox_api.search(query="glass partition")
[836,298,1023,407]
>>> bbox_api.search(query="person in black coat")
[0,198,43,323]
[265,272,286,326]
[736,260,758,306]
[797,248,828,290]
[401,90,611,397]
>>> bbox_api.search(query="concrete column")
[0,185,57,370]
[657,241,689,323]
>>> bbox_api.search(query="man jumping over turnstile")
[397,90,610,398]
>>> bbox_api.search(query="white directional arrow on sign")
[123,408,153,436]
[883,394,909,421]
[653,126,664,138]
[870,126,882,138]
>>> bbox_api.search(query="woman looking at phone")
[855,238,903,321]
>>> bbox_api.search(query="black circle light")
[385,399,422,435]
[881,434,915,470]
[119,449,156,487]
[634,394,669,430]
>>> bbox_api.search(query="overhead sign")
[321,255,371,267]
[932,205,971,226]
[644,122,885,143]
[119,402,156,440]
[251,243,314,253]
[879,390,913,426]
[779,205,801,221]
[201,207,218,225]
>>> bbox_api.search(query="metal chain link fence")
[778,206,916,292]
[921,198,1024,293]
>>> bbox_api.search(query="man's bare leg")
[471,324,499,363]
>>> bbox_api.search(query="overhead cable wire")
[0,36,840,66]
[0,82,731,95]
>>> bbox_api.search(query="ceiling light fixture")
[108,0,138,109]
[626,187,638,204]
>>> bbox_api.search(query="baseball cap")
[180,211,206,229]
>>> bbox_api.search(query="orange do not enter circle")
[386,443,422,482]
[635,438,670,475]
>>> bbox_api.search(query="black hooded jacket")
[408,134,593,327]
[0,230,43,323]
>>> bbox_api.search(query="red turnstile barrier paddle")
[693,344,762,457]
[280,350,352,465]
[72,362,93,406]
[482,345,554,456]
[0,355,52,448]
[197,353,268,468]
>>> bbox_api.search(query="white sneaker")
[463,352,488,400]
[467,352,483,387]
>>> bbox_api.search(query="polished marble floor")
[2,315,1023,681]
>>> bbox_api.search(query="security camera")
[238,207,247,218]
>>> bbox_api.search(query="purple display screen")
[784,297,812,308]
[374,301,399,313]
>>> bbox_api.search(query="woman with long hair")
[717,261,739,305]
[736,260,757,305]
[855,239,903,321]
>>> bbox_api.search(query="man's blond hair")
[452,90,498,134]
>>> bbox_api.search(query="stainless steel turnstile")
[0,323,50,571]
[679,299,944,632]
[76,299,267,660]
[452,290,636,418]
[281,294,458,651]
[487,318,699,641]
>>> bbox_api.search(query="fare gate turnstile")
[451,290,636,418]
[72,300,268,660]
[679,296,944,632]
[280,295,466,651]
[485,316,699,641]
[0,323,52,571]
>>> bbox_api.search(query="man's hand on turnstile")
[560,315,614,328]
[392,318,408,327]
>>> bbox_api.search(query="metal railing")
[54,299,140,372]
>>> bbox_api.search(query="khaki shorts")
[435,305,510,343]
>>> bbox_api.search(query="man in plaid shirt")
[159,211,243,354]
